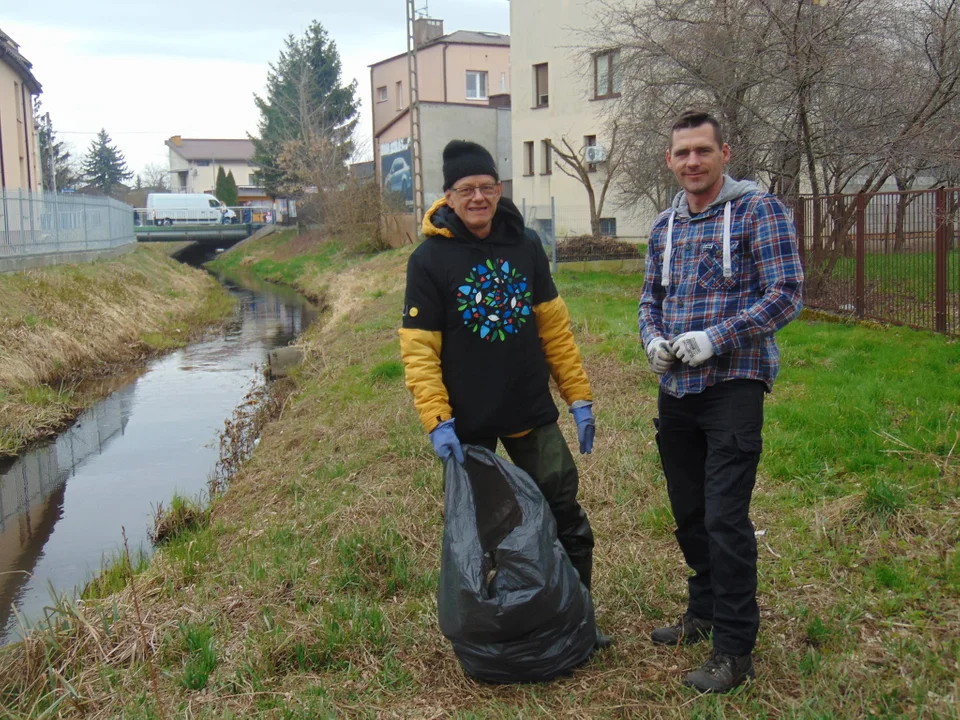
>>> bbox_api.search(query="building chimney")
[414,18,444,48]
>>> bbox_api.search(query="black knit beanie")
[442,140,499,190]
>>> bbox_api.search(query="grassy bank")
[206,228,355,305]
[0,232,957,718]
[0,246,234,456]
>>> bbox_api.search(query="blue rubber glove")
[429,418,464,464]
[569,403,595,455]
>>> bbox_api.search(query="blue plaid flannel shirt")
[638,190,804,398]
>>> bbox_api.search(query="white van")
[146,193,237,225]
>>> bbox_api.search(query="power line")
[56,130,168,135]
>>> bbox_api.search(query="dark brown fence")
[793,188,960,336]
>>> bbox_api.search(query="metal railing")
[133,205,278,227]
[519,199,653,270]
[794,188,960,336]
[0,189,135,259]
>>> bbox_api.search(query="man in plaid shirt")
[638,111,804,693]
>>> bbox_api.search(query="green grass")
[205,229,346,285]
[150,493,212,545]
[178,621,218,690]
[81,547,151,600]
[368,360,404,383]
[3,254,958,718]
[765,320,960,491]
[828,249,959,295]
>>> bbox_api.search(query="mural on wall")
[380,137,413,212]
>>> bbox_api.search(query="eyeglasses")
[451,183,500,200]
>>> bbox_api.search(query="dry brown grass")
[0,246,233,455]
[1,245,956,718]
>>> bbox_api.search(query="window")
[523,141,535,176]
[396,81,403,110]
[599,218,617,237]
[594,50,622,99]
[534,63,549,107]
[208,199,221,208]
[584,135,597,173]
[466,71,488,100]
[376,86,388,103]
[500,72,507,93]
[195,160,211,167]
[541,140,552,175]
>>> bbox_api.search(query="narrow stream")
[0,256,318,645]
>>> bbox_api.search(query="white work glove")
[671,331,716,367]
[645,337,676,375]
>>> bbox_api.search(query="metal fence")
[794,188,960,336]
[0,189,136,259]
[518,199,654,268]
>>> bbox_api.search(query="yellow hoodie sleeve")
[399,328,452,432]
[533,296,592,406]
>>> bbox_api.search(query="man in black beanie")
[399,139,609,650]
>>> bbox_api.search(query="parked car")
[383,157,412,204]
[146,193,237,225]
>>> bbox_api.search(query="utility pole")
[406,0,425,231]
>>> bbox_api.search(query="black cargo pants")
[475,422,595,590]
[656,379,764,656]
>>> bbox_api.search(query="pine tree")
[251,20,359,197]
[81,129,133,196]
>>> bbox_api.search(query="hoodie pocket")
[696,240,741,291]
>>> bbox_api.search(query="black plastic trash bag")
[437,444,597,683]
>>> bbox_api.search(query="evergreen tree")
[34,101,78,191]
[224,170,239,207]
[251,21,359,197]
[215,166,228,202]
[81,129,133,196]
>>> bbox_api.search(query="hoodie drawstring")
[661,211,675,288]
[661,201,732,287]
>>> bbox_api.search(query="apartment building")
[370,18,512,209]
[0,29,42,192]
[510,1,653,240]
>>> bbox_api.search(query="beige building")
[370,20,510,139]
[370,19,512,208]
[510,0,654,240]
[0,29,42,192]
[165,136,268,202]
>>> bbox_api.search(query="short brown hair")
[670,110,723,148]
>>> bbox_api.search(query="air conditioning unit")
[585,145,607,164]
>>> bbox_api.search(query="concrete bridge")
[134,223,267,244]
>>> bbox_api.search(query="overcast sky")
[2,1,510,178]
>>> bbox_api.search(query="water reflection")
[0,280,317,645]
[0,387,134,635]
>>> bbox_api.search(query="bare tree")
[595,0,960,289]
[546,120,626,240]
[141,163,170,190]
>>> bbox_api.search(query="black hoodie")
[401,197,561,441]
